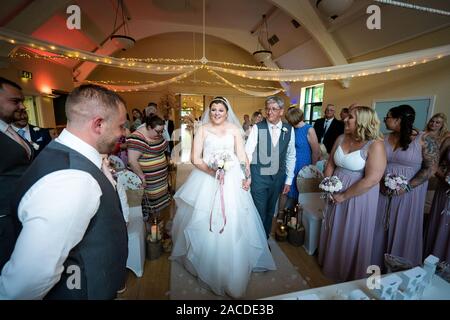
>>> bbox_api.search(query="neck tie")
[6,125,31,158]
[17,128,26,138]
[271,125,280,146]
[101,156,117,189]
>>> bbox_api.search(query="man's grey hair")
[265,96,284,109]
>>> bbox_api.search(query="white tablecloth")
[298,192,325,255]
[126,206,146,277]
[263,273,450,300]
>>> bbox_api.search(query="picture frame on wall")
[373,96,436,134]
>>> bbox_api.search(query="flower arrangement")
[207,151,234,172]
[319,176,343,193]
[384,173,409,196]
[383,173,409,230]
[319,176,343,229]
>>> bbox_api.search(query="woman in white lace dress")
[170,97,276,298]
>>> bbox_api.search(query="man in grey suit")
[245,96,296,239]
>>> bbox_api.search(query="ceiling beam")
[269,0,350,88]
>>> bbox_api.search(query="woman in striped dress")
[127,115,170,217]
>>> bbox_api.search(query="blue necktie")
[17,128,26,138]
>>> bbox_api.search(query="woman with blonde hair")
[318,106,387,282]
[425,113,449,145]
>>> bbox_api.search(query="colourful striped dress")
[127,131,170,215]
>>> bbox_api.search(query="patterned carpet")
[169,238,309,300]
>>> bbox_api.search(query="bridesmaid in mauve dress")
[424,136,450,263]
[319,106,386,282]
[372,105,439,269]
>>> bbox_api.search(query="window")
[300,83,324,125]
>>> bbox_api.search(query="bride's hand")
[242,178,251,191]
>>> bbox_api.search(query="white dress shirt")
[0,129,103,299]
[245,120,296,185]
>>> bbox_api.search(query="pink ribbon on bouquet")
[209,169,227,234]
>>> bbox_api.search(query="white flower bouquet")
[319,176,343,193]
[319,176,343,229]
[384,173,409,196]
[207,151,234,173]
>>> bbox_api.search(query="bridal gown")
[170,131,276,298]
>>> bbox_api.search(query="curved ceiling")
[1,0,449,89]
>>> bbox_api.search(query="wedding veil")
[200,96,245,137]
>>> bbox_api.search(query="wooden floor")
[118,203,334,300]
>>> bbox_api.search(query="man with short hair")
[0,77,33,271]
[12,110,52,156]
[0,84,128,299]
[340,107,349,121]
[245,96,296,238]
[313,104,344,154]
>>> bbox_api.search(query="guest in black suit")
[12,110,52,157]
[314,104,344,154]
[0,77,33,270]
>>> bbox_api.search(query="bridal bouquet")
[208,151,234,173]
[207,151,234,234]
[383,173,409,230]
[319,176,343,229]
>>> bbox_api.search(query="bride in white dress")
[170,97,276,298]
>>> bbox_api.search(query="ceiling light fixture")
[110,0,135,51]
[252,14,273,64]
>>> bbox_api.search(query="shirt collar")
[11,124,29,133]
[0,119,9,133]
[269,120,283,129]
[56,129,103,169]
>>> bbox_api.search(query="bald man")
[0,84,128,299]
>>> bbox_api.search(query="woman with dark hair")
[170,97,275,298]
[131,108,143,132]
[372,105,439,269]
[127,115,170,218]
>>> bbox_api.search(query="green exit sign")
[21,71,32,80]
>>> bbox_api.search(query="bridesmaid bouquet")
[319,176,343,229]
[383,173,409,230]
[384,173,409,196]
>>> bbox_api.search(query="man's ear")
[92,116,104,134]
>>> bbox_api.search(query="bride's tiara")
[209,96,229,110]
